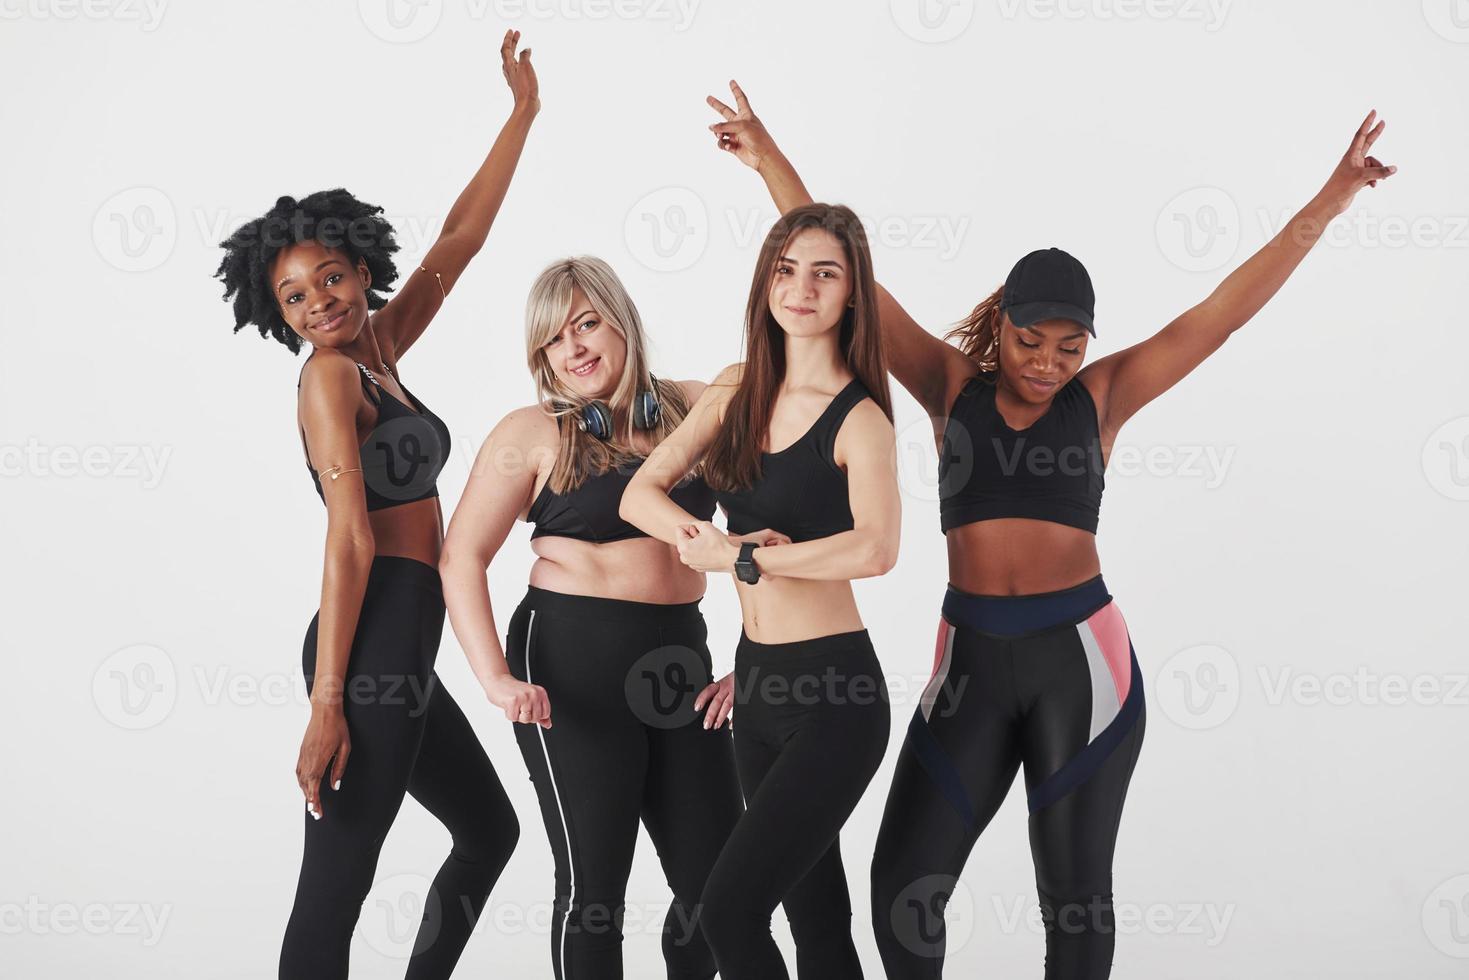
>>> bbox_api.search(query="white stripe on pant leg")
[526,609,575,980]
[920,619,956,724]
[1077,619,1122,742]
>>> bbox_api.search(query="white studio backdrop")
[3,0,1467,976]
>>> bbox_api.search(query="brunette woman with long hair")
[621,203,902,979]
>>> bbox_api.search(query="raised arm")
[620,365,740,544]
[295,351,379,819]
[374,30,540,362]
[439,406,555,728]
[706,80,975,416]
[1082,110,1396,435]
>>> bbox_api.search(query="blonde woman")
[439,256,745,980]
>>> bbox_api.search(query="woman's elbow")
[858,531,900,578]
[438,542,486,581]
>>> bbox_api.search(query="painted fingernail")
[333,780,342,791]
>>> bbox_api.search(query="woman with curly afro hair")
[216,30,538,980]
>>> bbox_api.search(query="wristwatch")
[734,542,761,584]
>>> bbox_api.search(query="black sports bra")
[298,359,451,512]
[714,378,871,544]
[527,453,716,544]
[938,373,1104,534]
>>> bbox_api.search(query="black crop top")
[527,454,716,544]
[937,374,1104,534]
[299,359,451,512]
[714,378,871,543]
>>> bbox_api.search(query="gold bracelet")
[321,465,364,481]
[420,264,446,299]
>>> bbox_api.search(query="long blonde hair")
[524,256,692,493]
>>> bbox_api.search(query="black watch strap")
[736,541,760,584]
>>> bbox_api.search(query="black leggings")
[700,628,890,980]
[870,575,1145,979]
[280,556,518,980]
[505,586,744,980]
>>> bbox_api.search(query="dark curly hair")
[215,188,401,354]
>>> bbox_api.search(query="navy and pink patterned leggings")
[871,574,1145,979]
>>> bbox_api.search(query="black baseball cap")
[999,247,1096,337]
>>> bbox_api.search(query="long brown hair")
[703,204,892,492]
[944,282,1004,377]
[523,256,693,493]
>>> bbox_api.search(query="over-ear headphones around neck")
[571,377,662,441]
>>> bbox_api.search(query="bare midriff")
[367,497,446,569]
[945,518,1102,597]
[733,575,864,645]
[528,534,708,604]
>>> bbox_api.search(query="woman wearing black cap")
[707,82,1394,978]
